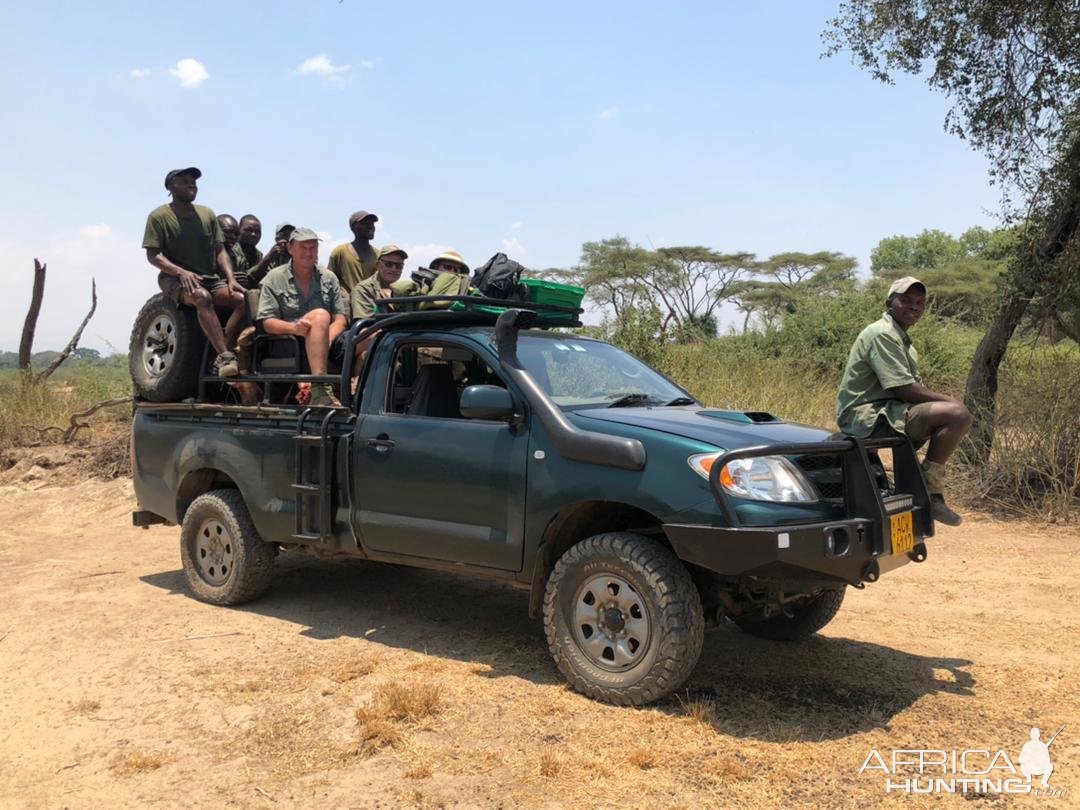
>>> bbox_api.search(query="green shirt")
[419,271,473,309]
[231,243,264,289]
[256,262,347,323]
[328,242,379,293]
[232,243,263,274]
[142,204,223,280]
[837,313,921,437]
[350,274,423,320]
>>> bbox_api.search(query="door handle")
[366,434,395,452]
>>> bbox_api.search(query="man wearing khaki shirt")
[256,227,348,407]
[837,277,972,525]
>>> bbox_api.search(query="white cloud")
[297,54,351,83]
[501,237,526,257]
[360,59,375,70]
[597,105,619,121]
[511,221,523,230]
[129,68,150,79]
[79,223,111,239]
[169,58,209,89]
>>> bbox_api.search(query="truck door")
[351,336,528,571]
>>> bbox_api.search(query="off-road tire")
[129,293,206,402]
[180,489,275,606]
[543,532,704,706]
[733,588,845,642]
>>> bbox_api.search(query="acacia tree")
[825,0,1080,459]
[546,238,755,337]
[729,251,856,329]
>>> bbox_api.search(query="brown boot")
[922,461,962,526]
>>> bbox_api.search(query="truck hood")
[574,406,832,450]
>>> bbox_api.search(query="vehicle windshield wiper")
[607,393,659,408]
[663,397,697,406]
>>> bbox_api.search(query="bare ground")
[0,459,1078,808]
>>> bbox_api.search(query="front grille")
[796,454,841,472]
[817,481,844,499]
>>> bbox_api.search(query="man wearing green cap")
[244,222,294,288]
[349,245,425,319]
[256,227,348,407]
[837,276,973,526]
[329,210,379,294]
[143,167,247,377]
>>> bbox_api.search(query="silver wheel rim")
[142,314,177,378]
[572,573,650,672]
[193,518,234,586]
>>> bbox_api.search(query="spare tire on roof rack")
[129,293,206,401]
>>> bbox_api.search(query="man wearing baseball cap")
[329,210,379,294]
[256,227,348,407]
[837,277,973,525]
[244,222,294,287]
[349,245,424,319]
[143,167,247,377]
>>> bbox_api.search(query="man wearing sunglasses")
[350,245,424,319]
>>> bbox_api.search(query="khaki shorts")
[158,272,228,303]
[904,402,935,443]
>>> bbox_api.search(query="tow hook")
[862,560,880,584]
[908,543,928,563]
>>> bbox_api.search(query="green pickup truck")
[131,299,934,706]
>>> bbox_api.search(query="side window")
[386,342,506,419]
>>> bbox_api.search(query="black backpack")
[472,253,526,300]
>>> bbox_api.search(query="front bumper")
[664,510,928,587]
[666,434,934,587]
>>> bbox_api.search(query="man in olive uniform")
[328,210,379,294]
[424,250,473,304]
[233,214,265,289]
[837,277,973,525]
[245,221,294,287]
[256,227,348,407]
[143,167,246,377]
[349,245,423,320]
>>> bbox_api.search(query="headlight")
[687,452,818,503]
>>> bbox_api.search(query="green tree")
[826,1,1080,458]
[730,251,856,330]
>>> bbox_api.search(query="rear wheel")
[129,293,206,401]
[543,532,704,706]
[733,588,845,641]
[180,489,275,605]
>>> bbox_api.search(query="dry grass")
[404,763,433,779]
[677,692,718,727]
[627,748,657,770]
[538,752,563,778]
[362,681,442,723]
[355,718,403,755]
[69,699,100,716]
[110,750,174,776]
[329,656,376,683]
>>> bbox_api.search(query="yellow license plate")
[890,511,915,555]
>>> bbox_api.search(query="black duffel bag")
[471,253,527,300]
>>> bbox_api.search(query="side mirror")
[460,385,515,420]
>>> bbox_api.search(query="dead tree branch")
[18,259,47,372]
[62,396,133,443]
[36,279,97,383]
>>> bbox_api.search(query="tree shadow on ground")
[141,554,974,742]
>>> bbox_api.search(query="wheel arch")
[176,468,241,523]
[527,500,669,618]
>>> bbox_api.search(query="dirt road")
[0,475,1077,808]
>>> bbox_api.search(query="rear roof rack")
[369,295,583,329]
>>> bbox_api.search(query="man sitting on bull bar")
[256,227,348,407]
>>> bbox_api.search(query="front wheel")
[733,588,845,642]
[542,532,704,706]
[180,489,276,606]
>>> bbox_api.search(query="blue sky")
[0,1,1000,353]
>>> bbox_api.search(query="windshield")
[516,336,695,409]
